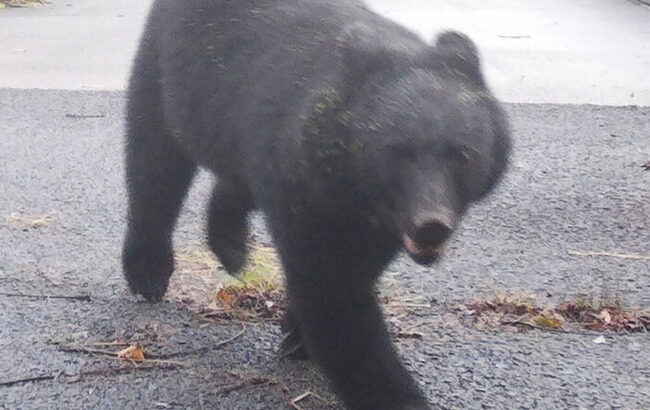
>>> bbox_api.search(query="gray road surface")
[1,0,649,408]
[0,89,648,409]
[1,0,649,105]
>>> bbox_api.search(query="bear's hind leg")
[122,128,196,301]
[207,181,254,274]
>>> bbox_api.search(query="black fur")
[123,1,511,409]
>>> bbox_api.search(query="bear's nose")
[403,217,452,266]
[412,219,452,250]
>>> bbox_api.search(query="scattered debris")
[466,290,539,317]
[556,301,649,332]
[464,291,649,333]
[175,244,649,337]
[207,286,286,322]
[55,326,245,361]
[200,246,285,322]
[174,244,430,347]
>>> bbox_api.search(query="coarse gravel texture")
[0,89,648,409]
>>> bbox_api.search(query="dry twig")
[0,292,90,301]
[151,326,245,359]
[0,363,182,388]
[291,391,328,409]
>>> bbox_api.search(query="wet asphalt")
[0,89,648,409]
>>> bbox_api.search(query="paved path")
[1,0,649,105]
[1,89,647,409]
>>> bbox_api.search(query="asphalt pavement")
[1,0,649,409]
[2,0,649,105]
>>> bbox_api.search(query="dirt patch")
[169,244,285,322]
[204,246,284,322]
[170,246,431,339]
[166,245,227,309]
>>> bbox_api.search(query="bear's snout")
[403,214,453,265]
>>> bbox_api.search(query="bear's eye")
[445,143,474,164]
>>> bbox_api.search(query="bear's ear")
[428,30,485,86]
[337,23,397,94]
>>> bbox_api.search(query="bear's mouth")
[403,234,444,265]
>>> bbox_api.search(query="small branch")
[568,250,650,261]
[56,344,186,368]
[0,363,182,388]
[214,375,270,396]
[501,320,600,336]
[150,326,245,359]
[0,374,56,387]
[387,302,431,309]
[0,292,90,301]
[87,341,131,347]
[58,346,116,356]
[291,391,328,410]
[56,326,243,365]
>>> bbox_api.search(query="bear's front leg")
[277,225,430,410]
[122,65,197,301]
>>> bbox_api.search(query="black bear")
[123,0,511,409]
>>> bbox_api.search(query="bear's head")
[336,29,511,264]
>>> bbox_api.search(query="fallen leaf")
[532,313,563,329]
[117,345,146,362]
[596,309,611,325]
[586,321,607,331]
[217,289,236,306]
